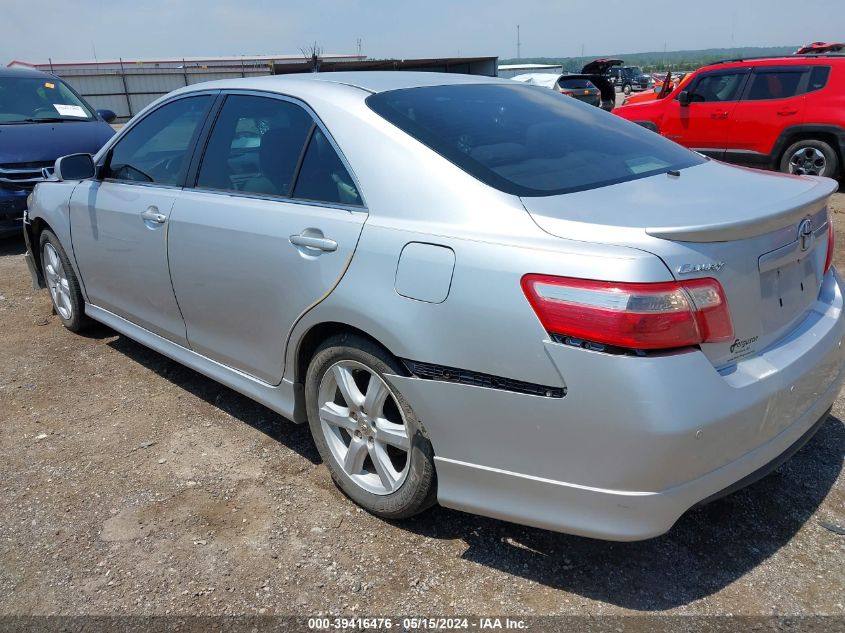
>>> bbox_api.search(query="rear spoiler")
[646,178,838,242]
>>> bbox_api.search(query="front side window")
[745,70,804,100]
[687,72,746,102]
[0,76,95,124]
[367,83,703,197]
[106,95,212,186]
[197,95,313,196]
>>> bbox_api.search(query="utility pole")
[517,25,521,60]
[356,38,362,59]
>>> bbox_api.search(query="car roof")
[181,71,513,96]
[510,73,562,88]
[701,55,845,72]
[0,66,54,79]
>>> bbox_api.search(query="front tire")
[39,229,90,332]
[305,334,437,519]
[779,139,839,177]
[622,83,633,95]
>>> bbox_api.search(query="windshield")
[629,67,644,76]
[367,83,704,196]
[0,76,95,123]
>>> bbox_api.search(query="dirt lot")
[0,194,843,618]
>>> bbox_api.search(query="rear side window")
[293,128,361,206]
[107,95,211,185]
[367,83,703,197]
[745,70,804,100]
[197,95,313,196]
[807,66,831,92]
[687,72,747,102]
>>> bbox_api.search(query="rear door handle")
[289,233,338,252]
[140,208,167,224]
[777,108,799,116]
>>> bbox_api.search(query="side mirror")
[678,91,691,106]
[54,154,96,181]
[96,109,117,123]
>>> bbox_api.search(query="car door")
[658,69,749,156]
[727,66,808,156]
[167,93,367,384]
[69,94,215,345]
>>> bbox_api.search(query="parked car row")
[511,58,619,111]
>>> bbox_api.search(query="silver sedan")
[24,72,844,540]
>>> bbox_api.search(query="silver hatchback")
[24,72,843,540]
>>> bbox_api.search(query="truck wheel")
[39,229,90,332]
[623,83,633,95]
[779,139,839,177]
[305,334,437,520]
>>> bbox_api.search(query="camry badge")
[677,261,726,275]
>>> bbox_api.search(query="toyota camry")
[23,72,843,540]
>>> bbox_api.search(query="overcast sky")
[3,0,844,64]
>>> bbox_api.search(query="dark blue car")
[0,66,116,237]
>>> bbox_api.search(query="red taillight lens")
[521,275,733,350]
[824,213,835,274]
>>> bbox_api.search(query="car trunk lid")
[520,161,837,368]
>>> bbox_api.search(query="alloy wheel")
[788,146,827,176]
[317,360,411,495]
[42,243,73,320]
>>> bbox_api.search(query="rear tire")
[39,229,90,333]
[305,334,437,520]
[779,139,839,178]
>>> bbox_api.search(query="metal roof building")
[8,54,498,122]
[7,54,364,121]
[497,63,563,78]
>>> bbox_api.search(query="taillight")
[824,213,835,274]
[559,90,574,96]
[521,275,733,350]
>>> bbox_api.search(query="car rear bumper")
[388,270,845,540]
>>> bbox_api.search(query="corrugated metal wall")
[54,66,272,122]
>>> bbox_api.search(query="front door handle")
[710,111,729,120]
[140,208,167,224]
[289,233,338,252]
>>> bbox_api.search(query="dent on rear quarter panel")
[288,220,673,389]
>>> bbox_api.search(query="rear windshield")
[558,78,595,90]
[367,83,703,196]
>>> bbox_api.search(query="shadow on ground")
[103,332,320,464]
[97,326,842,611]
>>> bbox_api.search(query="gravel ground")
[0,193,843,618]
